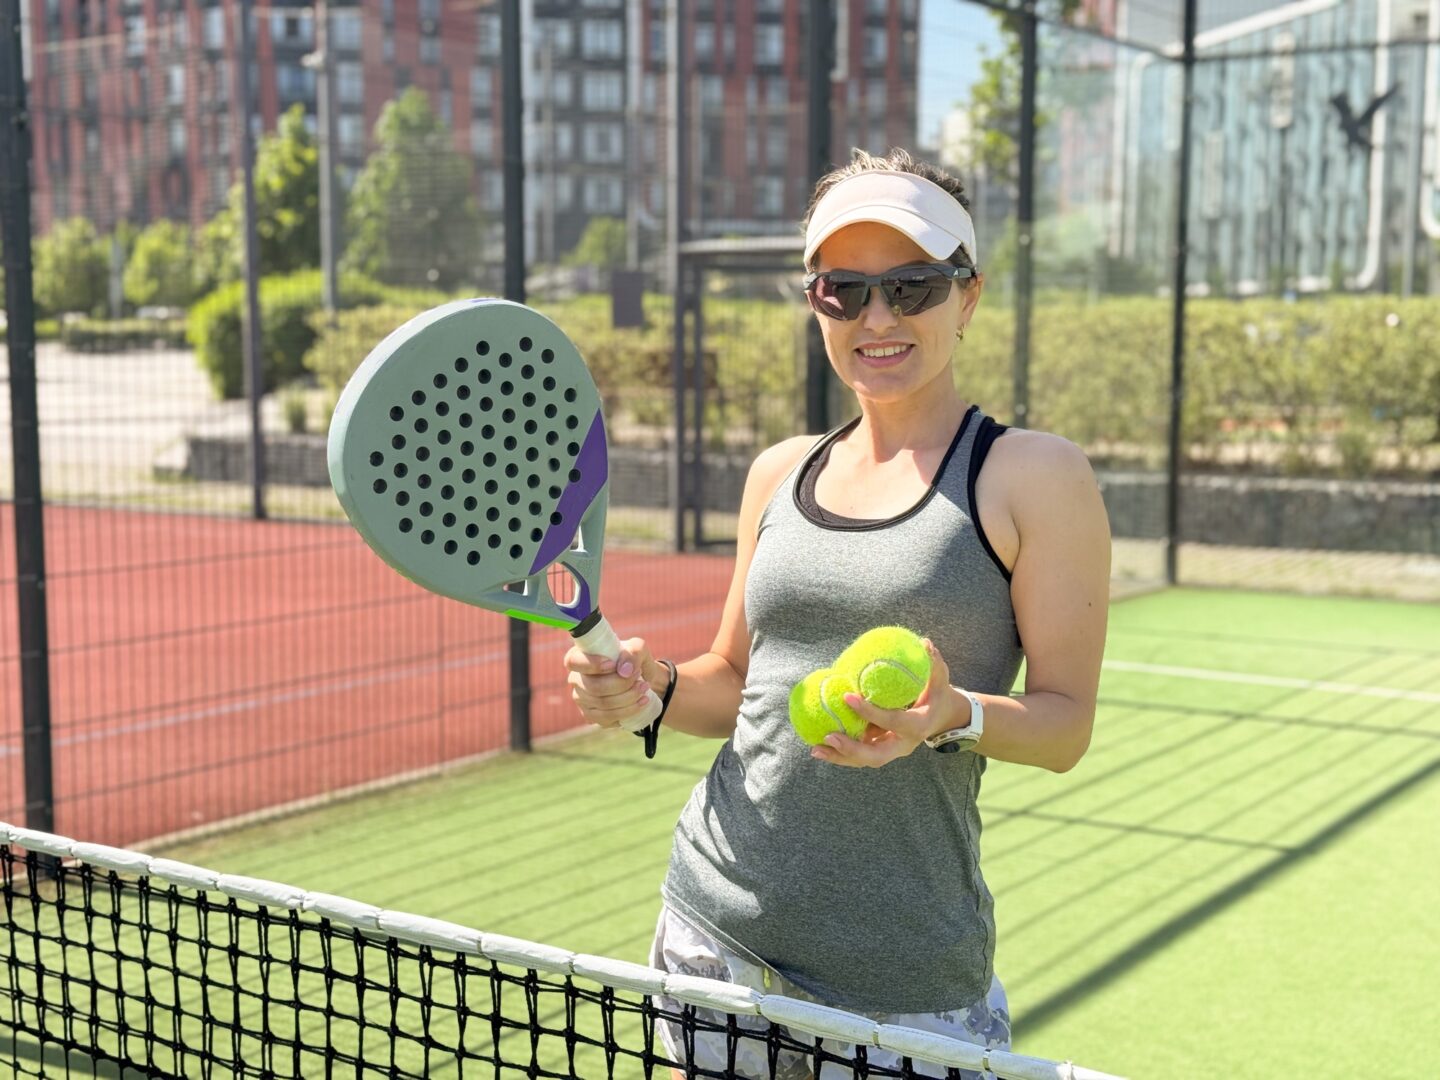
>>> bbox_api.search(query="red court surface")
[0,504,733,848]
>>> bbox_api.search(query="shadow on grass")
[1022,755,1440,1032]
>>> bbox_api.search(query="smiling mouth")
[855,344,913,366]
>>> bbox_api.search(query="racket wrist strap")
[635,659,677,760]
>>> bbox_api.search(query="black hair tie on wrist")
[634,659,677,760]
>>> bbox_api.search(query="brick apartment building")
[22,0,918,261]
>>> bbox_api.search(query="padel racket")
[327,298,663,735]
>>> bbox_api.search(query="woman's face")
[811,221,982,406]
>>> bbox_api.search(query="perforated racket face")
[328,299,607,630]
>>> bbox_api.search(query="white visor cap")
[803,170,978,270]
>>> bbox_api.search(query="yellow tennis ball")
[835,626,932,710]
[787,667,867,746]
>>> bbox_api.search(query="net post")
[500,0,532,751]
[1,0,56,838]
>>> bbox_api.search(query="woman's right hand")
[563,637,667,730]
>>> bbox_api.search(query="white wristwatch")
[924,688,984,754]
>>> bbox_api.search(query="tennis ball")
[787,668,867,745]
[834,626,931,710]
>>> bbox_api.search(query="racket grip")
[572,615,664,733]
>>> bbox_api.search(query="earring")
[955,324,966,342]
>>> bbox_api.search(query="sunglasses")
[803,261,977,321]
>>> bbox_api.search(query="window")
[437,89,452,124]
[336,62,363,106]
[694,22,714,62]
[332,11,362,51]
[583,175,623,213]
[581,20,623,59]
[582,122,623,164]
[867,0,888,16]
[765,78,788,111]
[480,170,503,211]
[539,71,573,107]
[552,173,574,211]
[476,13,500,58]
[765,126,786,167]
[537,19,572,56]
[420,34,440,65]
[168,116,186,157]
[167,64,185,105]
[471,118,494,157]
[271,12,313,47]
[338,113,364,155]
[755,176,783,216]
[698,75,723,110]
[649,22,665,61]
[276,63,315,101]
[867,82,886,117]
[419,0,439,20]
[582,72,623,111]
[581,0,621,7]
[203,7,224,49]
[125,16,145,58]
[549,122,573,161]
[864,29,887,66]
[471,67,492,108]
[755,25,783,66]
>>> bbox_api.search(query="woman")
[564,148,1111,1079]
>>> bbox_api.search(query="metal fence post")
[500,0,531,752]
[0,0,55,837]
[804,0,833,434]
[1013,2,1037,431]
[1166,0,1198,585]
[235,0,266,520]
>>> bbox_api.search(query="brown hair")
[802,148,977,274]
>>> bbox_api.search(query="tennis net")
[1,822,1122,1079]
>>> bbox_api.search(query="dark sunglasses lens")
[809,274,866,320]
[883,269,951,315]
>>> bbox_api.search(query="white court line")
[1104,660,1440,704]
[0,606,719,758]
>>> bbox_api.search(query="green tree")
[343,87,481,290]
[192,104,320,294]
[123,219,197,308]
[34,217,108,316]
[238,103,321,275]
[563,216,628,269]
[964,1,1086,196]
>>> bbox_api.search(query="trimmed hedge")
[188,270,446,399]
[299,290,1440,478]
[58,317,188,352]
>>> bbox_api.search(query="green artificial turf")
[5,588,1436,1078]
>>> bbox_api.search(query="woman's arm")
[814,432,1111,773]
[563,436,817,739]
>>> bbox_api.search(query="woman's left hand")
[811,639,964,768]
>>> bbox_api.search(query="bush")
[297,287,1440,478]
[188,270,446,399]
[34,218,109,316]
[123,220,197,309]
[304,303,434,397]
[58,316,188,352]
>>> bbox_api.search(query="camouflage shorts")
[647,905,1011,1080]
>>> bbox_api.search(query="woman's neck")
[846,380,969,463]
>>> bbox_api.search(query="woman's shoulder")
[986,426,1092,475]
[983,426,1102,521]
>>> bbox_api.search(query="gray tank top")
[661,405,1024,1013]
